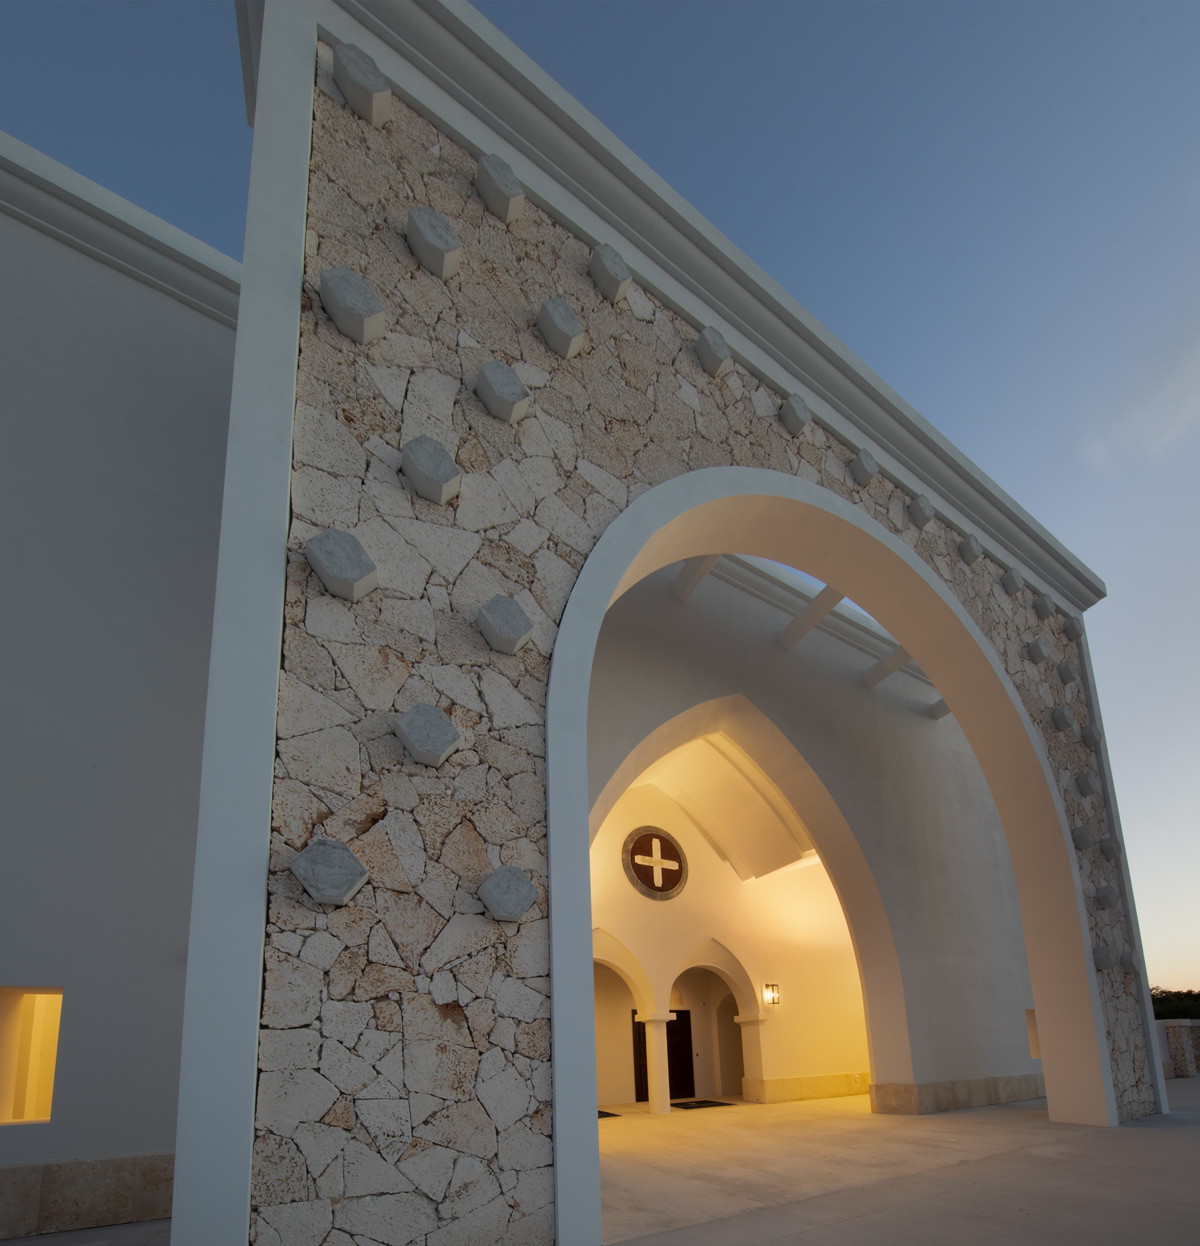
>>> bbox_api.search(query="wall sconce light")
[763,983,780,1006]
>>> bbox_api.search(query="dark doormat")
[673,1099,734,1109]
[598,1109,620,1118]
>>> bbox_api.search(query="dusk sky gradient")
[3,1,1196,985]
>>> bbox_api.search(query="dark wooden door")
[632,1013,648,1101]
[631,1010,696,1102]
[666,1010,694,1099]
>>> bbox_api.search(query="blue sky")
[2,0,1196,986]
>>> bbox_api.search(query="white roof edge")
[236,0,265,127]
[0,128,241,329]
[272,0,1103,610]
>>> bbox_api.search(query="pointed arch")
[673,937,760,1021]
[589,694,912,1088]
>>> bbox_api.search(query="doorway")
[632,1010,694,1101]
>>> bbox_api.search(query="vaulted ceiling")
[634,731,816,881]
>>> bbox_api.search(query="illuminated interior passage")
[591,737,870,1112]
[0,988,63,1124]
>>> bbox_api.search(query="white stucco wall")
[0,138,237,1166]
[588,565,1042,1088]
[593,965,637,1105]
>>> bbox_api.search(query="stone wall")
[249,46,1154,1245]
[1163,1021,1200,1079]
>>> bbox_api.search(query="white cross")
[634,837,679,889]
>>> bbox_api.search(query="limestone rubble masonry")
[253,57,1155,1244]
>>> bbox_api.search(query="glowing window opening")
[0,988,63,1124]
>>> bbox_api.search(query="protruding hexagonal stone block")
[1052,705,1076,732]
[394,703,463,767]
[1001,568,1024,596]
[538,297,584,359]
[1095,885,1117,910]
[1027,638,1050,664]
[1077,771,1102,798]
[848,449,878,488]
[406,205,461,281]
[778,393,811,436]
[1033,593,1055,620]
[1120,948,1139,973]
[1057,659,1079,685]
[476,360,531,423]
[589,243,632,303]
[305,528,378,603]
[908,496,935,529]
[290,837,369,906]
[1092,945,1115,971]
[319,267,385,345]
[477,594,533,655]
[1081,721,1103,750]
[477,865,538,923]
[333,43,392,127]
[1063,616,1084,642]
[1070,825,1093,850]
[475,153,525,224]
[401,435,461,504]
[695,326,732,378]
[958,534,983,565]
[1100,836,1122,861]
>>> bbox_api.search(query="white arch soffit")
[588,693,913,1085]
[673,937,761,1022]
[546,468,1116,1238]
[592,928,656,1014]
[601,731,814,872]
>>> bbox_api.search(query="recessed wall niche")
[0,987,63,1124]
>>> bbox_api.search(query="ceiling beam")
[671,554,719,602]
[862,644,911,690]
[777,584,844,650]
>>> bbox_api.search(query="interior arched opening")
[588,708,874,1240]
[589,696,912,1089]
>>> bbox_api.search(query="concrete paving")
[10,1084,1197,1244]
[604,1081,1200,1245]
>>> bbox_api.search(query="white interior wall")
[589,565,1042,1088]
[0,152,236,1165]
[594,965,637,1106]
[716,994,744,1096]
[592,782,870,1085]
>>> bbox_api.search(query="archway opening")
[667,968,744,1102]
[548,469,1128,1245]
[589,723,872,1238]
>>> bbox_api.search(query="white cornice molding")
[0,130,240,330]
[265,0,1103,610]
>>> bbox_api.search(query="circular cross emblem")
[622,827,687,900]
